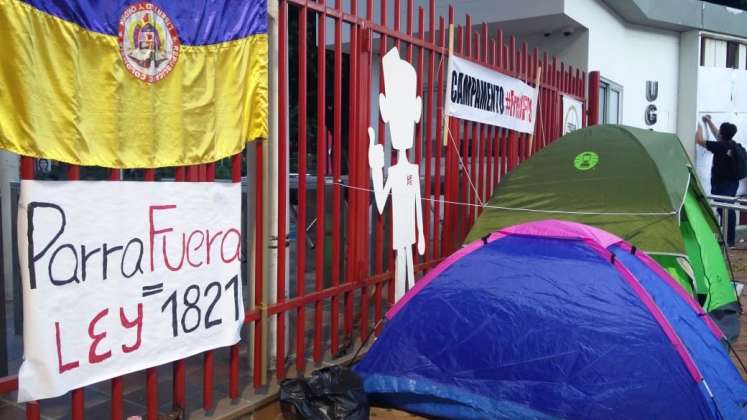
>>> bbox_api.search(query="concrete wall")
[0,151,18,298]
[519,29,589,73]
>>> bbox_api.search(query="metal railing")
[707,194,747,242]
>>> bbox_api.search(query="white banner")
[562,96,584,135]
[445,55,538,134]
[17,181,244,402]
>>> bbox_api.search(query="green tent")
[467,125,740,339]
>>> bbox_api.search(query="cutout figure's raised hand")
[368,127,384,169]
[417,232,425,255]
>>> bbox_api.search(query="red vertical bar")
[203,328,214,409]
[374,0,387,332]
[479,26,489,202]
[497,30,504,69]
[466,19,473,226]
[108,167,125,419]
[171,166,186,411]
[551,59,558,141]
[228,154,241,399]
[452,24,461,243]
[330,0,342,357]
[508,131,518,171]
[344,23,358,337]
[542,51,549,149]
[479,25,488,208]
[26,401,40,420]
[470,33,479,224]
[443,113,452,255]
[406,0,413,63]
[486,124,493,197]
[410,7,426,266]
[508,36,515,75]
[415,8,424,169]
[508,36,516,169]
[276,0,288,381]
[558,61,565,141]
[67,165,80,181]
[588,71,600,126]
[20,157,34,180]
[357,27,371,341]
[229,344,240,399]
[65,164,85,420]
[581,71,588,127]
[443,115,453,256]
[203,161,215,411]
[521,42,529,161]
[458,25,469,246]
[253,140,264,387]
[442,6,453,256]
[146,367,157,420]
[184,165,196,180]
[435,15,445,260]
[423,0,435,263]
[313,8,326,363]
[111,377,123,419]
[489,38,498,193]
[72,384,84,419]
[547,56,553,147]
[296,3,308,374]
[394,0,401,50]
[357,7,371,341]
[531,48,539,155]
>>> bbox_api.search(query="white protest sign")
[446,54,538,134]
[563,96,584,135]
[17,180,243,402]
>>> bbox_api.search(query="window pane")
[727,41,739,69]
[599,85,607,123]
[700,36,706,66]
[608,89,620,124]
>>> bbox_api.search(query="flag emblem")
[118,3,180,83]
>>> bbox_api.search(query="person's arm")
[696,123,706,147]
[703,115,719,139]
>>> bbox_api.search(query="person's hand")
[417,233,425,255]
[703,114,712,123]
[368,127,384,170]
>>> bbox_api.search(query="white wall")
[677,30,701,159]
[566,0,680,133]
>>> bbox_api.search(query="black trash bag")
[279,365,369,420]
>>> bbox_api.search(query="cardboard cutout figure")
[368,47,425,302]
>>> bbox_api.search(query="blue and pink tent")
[355,221,747,419]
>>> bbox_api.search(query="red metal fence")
[0,0,586,418]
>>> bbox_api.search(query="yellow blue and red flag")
[0,0,267,168]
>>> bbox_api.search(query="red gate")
[0,0,586,418]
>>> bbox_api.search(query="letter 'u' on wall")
[16,180,243,402]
